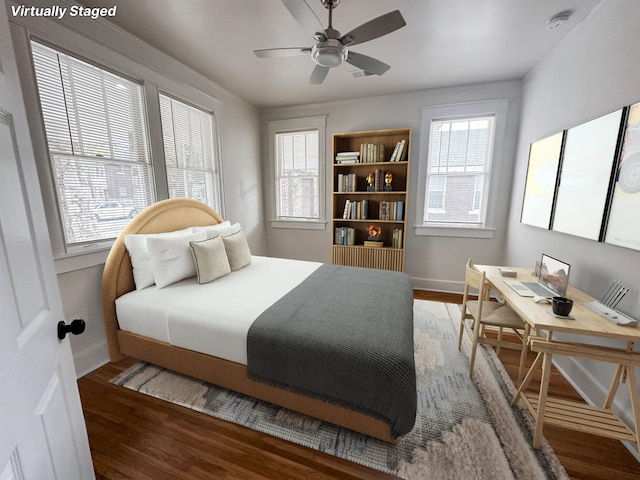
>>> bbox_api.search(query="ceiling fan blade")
[346,51,390,76]
[309,65,330,84]
[254,47,311,58]
[281,0,325,37]
[339,10,406,47]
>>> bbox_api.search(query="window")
[275,130,319,219]
[31,41,155,246]
[269,116,326,229]
[424,115,495,225]
[159,94,223,213]
[29,40,225,256]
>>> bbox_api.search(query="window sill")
[54,244,112,274]
[413,224,495,239]
[270,219,327,230]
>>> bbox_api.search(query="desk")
[477,265,640,449]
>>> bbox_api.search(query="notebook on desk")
[504,254,570,298]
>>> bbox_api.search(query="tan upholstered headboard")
[101,198,224,361]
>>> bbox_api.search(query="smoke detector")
[546,11,572,30]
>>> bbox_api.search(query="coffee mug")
[552,296,573,316]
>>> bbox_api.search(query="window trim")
[268,116,327,230]
[11,20,224,271]
[414,99,510,238]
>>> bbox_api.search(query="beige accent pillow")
[221,229,251,271]
[189,236,231,284]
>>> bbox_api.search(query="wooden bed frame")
[101,198,396,443]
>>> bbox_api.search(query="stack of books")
[335,151,360,164]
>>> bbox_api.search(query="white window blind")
[159,94,223,214]
[424,116,495,224]
[275,130,319,219]
[31,41,155,247]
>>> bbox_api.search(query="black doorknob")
[57,319,86,340]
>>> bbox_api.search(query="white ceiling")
[74,0,604,109]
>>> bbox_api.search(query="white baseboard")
[73,341,110,379]
[412,277,464,294]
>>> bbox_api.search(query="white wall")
[261,81,522,290]
[504,0,640,450]
[8,3,265,376]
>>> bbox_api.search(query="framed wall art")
[520,132,564,229]
[605,102,640,250]
[552,108,624,241]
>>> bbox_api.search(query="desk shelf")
[523,392,636,442]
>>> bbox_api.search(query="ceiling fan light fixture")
[311,39,348,68]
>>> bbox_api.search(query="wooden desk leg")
[627,366,640,447]
[533,351,553,449]
[517,323,531,386]
[512,351,543,406]
[603,364,625,409]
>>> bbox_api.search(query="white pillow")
[192,221,240,238]
[221,229,252,271]
[189,236,231,284]
[124,227,193,290]
[147,230,207,288]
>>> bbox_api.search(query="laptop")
[505,254,570,298]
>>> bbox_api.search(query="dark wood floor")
[78,291,640,479]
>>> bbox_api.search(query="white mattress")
[115,255,321,365]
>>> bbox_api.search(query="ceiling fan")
[253,0,406,85]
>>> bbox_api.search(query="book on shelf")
[335,151,360,164]
[341,199,368,219]
[334,227,355,246]
[364,240,383,248]
[359,143,386,163]
[390,139,407,162]
[337,173,357,192]
[392,229,403,249]
[378,200,404,221]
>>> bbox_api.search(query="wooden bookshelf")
[332,128,411,272]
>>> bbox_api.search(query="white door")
[0,3,95,479]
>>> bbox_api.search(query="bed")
[102,198,416,442]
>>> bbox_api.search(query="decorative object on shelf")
[366,172,375,191]
[365,224,383,247]
[367,223,382,239]
[384,171,393,191]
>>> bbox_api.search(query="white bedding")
[115,255,322,364]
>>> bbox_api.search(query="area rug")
[111,300,568,480]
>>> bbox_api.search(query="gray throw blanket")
[247,264,416,438]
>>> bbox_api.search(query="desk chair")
[458,259,529,381]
